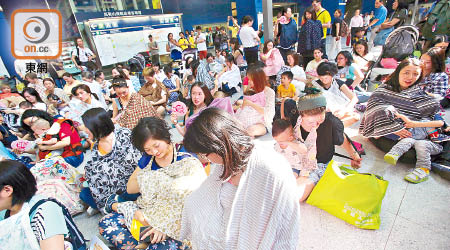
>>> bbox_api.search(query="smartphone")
[139,226,152,243]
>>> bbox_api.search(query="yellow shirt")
[178,38,189,50]
[316,8,331,39]
[188,36,196,48]
[277,83,296,98]
[228,26,239,38]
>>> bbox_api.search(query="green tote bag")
[306,160,389,229]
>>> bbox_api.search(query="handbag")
[306,160,389,229]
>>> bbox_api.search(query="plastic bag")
[306,161,389,229]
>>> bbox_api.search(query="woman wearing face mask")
[180,107,301,249]
[98,117,206,250]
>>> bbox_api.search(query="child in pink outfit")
[272,119,318,178]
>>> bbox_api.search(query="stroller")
[362,25,420,90]
[127,53,146,86]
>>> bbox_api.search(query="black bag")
[29,198,87,250]
[383,30,414,61]
[74,48,82,65]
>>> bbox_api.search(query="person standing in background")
[227,16,240,38]
[367,0,387,49]
[312,0,332,59]
[71,38,96,72]
[350,9,364,46]
[274,7,298,64]
[148,34,159,65]
[195,26,208,60]
[240,15,261,65]
[330,9,343,60]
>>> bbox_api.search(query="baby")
[183,75,196,99]
[47,94,70,117]
[235,89,266,128]
[33,119,64,158]
[272,119,317,178]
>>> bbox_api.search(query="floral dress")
[99,144,206,250]
[84,127,141,209]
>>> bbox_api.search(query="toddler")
[384,110,448,183]
[47,94,71,117]
[183,75,196,99]
[272,119,317,178]
[33,119,64,159]
[277,71,298,100]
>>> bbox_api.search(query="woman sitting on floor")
[98,117,206,250]
[79,108,141,213]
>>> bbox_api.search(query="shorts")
[299,162,328,184]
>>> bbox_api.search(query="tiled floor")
[74,117,450,250]
[73,38,450,249]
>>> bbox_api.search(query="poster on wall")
[88,14,182,66]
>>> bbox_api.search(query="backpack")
[421,0,450,40]
[29,198,87,250]
[339,19,349,38]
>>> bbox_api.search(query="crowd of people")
[1,0,450,249]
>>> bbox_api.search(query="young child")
[290,89,362,202]
[352,27,367,45]
[33,119,64,159]
[46,94,71,117]
[277,71,298,100]
[272,119,317,178]
[384,111,449,183]
[183,75,196,99]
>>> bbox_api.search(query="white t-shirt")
[196,33,207,51]
[350,15,364,28]
[155,71,166,83]
[239,26,258,48]
[33,102,47,111]
[72,47,93,63]
[290,65,306,92]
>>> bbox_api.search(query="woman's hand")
[170,113,178,125]
[140,227,167,244]
[394,129,412,139]
[133,210,148,226]
[351,153,362,169]
[242,98,254,107]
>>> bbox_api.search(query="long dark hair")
[20,109,54,133]
[189,82,213,110]
[71,84,99,101]
[22,87,44,104]
[385,58,423,93]
[424,47,446,73]
[183,108,254,180]
[263,39,274,54]
[303,6,317,21]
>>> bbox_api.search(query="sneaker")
[384,153,400,165]
[430,133,450,143]
[86,206,99,217]
[404,167,430,183]
[103,194,118,214]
